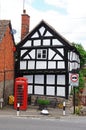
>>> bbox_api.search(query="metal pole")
[63,101,66,115]
[17,103,20,116]
[73,87,76,114]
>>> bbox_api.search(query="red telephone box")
[14,77,28,110]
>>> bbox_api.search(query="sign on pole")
[70,73,79,86]
[70,73,79,114]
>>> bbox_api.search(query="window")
[37,49,47,59]
[43,50,46,58]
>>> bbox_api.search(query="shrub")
[37,98,50,110]
[58,103,63,109]
[37,99,50,106]
[75,106,82,115]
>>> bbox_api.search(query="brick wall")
[0,25,15,103]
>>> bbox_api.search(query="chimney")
[21,9,30,40]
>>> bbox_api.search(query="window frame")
[37,49,47,59]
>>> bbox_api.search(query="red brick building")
[0,20,15,104]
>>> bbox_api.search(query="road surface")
[0,116,86,130]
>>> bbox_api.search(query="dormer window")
[37,49,47,59]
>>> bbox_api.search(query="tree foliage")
[79,70,84,89]
[72,43,86,93]
[72,43,86,67]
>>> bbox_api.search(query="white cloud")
[0,0,86,50]
[67,0,86,17]
[44,0,86,49]
[0,0,23,41]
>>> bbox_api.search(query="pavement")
[0,104,80,119]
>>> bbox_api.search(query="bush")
[58,103,63,109]
[37,98,50,110]
[37,99,50,105]
[75,106,82,115]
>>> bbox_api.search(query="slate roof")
[0,20,14,43]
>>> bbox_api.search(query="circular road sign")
[70,74,79,82]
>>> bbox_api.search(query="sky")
[0,0,86,50]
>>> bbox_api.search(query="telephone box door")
[14,77,28,110]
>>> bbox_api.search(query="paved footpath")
[0,105,81,119]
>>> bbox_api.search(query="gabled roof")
[17,20,80,55]
[29,20,73,46]
[0,20,15,43]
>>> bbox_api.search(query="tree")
[72,43,86,94]
[72,43,86,67]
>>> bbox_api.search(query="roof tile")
[0,20,10,42]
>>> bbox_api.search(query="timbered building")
[16,19,80,99]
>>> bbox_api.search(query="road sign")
[70,74,79,82]
[70,73,79,86]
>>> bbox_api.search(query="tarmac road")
[0,116,86,130]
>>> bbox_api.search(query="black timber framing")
[15,20,80,99]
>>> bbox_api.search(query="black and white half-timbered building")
[16,20,80,100]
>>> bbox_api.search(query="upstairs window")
[37,49,47,59]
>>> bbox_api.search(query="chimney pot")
[21,10,30,40]
[23,9,26,14]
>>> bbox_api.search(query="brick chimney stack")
[21,9,30,40]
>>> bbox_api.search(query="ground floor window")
[24,74,67,97]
